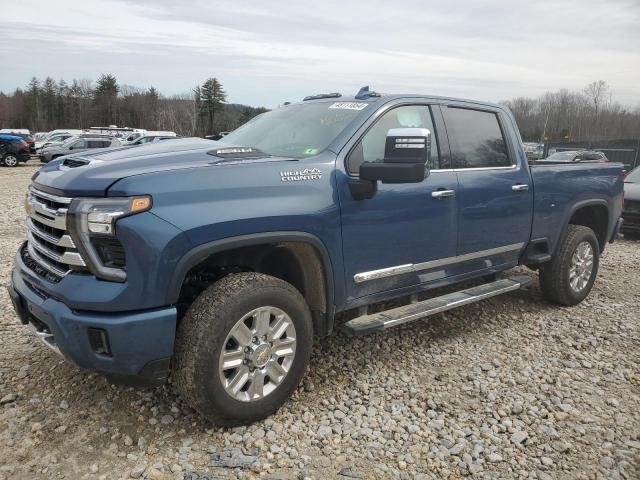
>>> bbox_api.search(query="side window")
[347,105,440,174]
[73,140,87,149]
[445,107,511,168]
[88,141,101,148]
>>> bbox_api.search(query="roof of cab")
[296,91,504,111]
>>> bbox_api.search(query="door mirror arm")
[348,177,378,200]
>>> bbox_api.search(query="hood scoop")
[62,157,92,168]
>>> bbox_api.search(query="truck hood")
[33,138,295,197]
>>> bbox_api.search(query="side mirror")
[360,128,431,183]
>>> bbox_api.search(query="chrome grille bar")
[26,242,69,278]
[25,187,84,279]
[26,218,76,248]
[27,230,85,267]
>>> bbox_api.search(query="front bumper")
[9,249,177,386]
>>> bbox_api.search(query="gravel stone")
[208,448,257,468]
[130,464,146,478]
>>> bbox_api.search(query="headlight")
[67,196,151,282]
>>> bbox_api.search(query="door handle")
[512,184,529,192]
[432,189,456,199]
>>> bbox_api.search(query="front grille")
[25,187,86,279]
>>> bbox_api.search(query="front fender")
[166,231,337,324]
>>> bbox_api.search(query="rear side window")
[445,107,511,168]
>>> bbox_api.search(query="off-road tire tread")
[539,225,599,306]
[173,272,312,426]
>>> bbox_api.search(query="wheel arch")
[168,232,336,336]
[564,200,610,253]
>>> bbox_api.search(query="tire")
[2,154,18,167]
[173,272,313,426]
[539,225,600,306]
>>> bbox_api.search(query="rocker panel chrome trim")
[353,242,525,284]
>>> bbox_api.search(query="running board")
[342,275,532,336]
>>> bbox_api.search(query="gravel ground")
[1,160,639,480]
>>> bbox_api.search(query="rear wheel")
[539,225,599,306]
[173,272,313,426]
[2,154,18,167]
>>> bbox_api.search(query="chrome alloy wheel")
[3,155,18,167]
[569,241,594,292]
[219,306,296,402]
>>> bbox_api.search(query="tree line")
[0,74,268,136]
[0,76,638,143]
[502,80,640,143]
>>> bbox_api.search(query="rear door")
[442,105,533,266]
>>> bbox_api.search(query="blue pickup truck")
[9,88,624,425]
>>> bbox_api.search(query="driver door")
[337,103,459,304]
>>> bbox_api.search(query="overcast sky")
[1,0,638,108]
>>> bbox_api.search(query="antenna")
[355,86,381,100]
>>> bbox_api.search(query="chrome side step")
[342,275,532,336]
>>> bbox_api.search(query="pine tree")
[25,77,41,130]
[94,74,119,125]
[199,78,227,134]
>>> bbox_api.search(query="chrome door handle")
[432,189,456,199]
[512,184,529,192]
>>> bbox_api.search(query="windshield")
[219,101,371,158]
[61,136,80,147]
[48,135,68,143]
[626,167,640,183]
[543,151,576,161]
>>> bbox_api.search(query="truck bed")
[530,163,624,254]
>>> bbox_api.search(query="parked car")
[0,134,31,166]
[539,150,608,163]
[1,131,35,152]
[35,133,77,151]
[129,135,179,145]
[622,166,640,236]
[523,142,544,162]
[9,89,624,426]
[38,136,121,163]
[35,130,84,150]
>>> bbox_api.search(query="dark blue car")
[8,88,624,425]
[0,134,31,166]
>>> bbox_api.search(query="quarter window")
[347,105,440,174]
[445,107,511,168]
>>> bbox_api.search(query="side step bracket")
[342,275,532,336]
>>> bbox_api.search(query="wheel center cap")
[250,343,271,367]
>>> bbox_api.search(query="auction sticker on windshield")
[329,102,368,110]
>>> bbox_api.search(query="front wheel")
[539,225,600,306]
[2,154,18,167]
[173,272,313,426]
